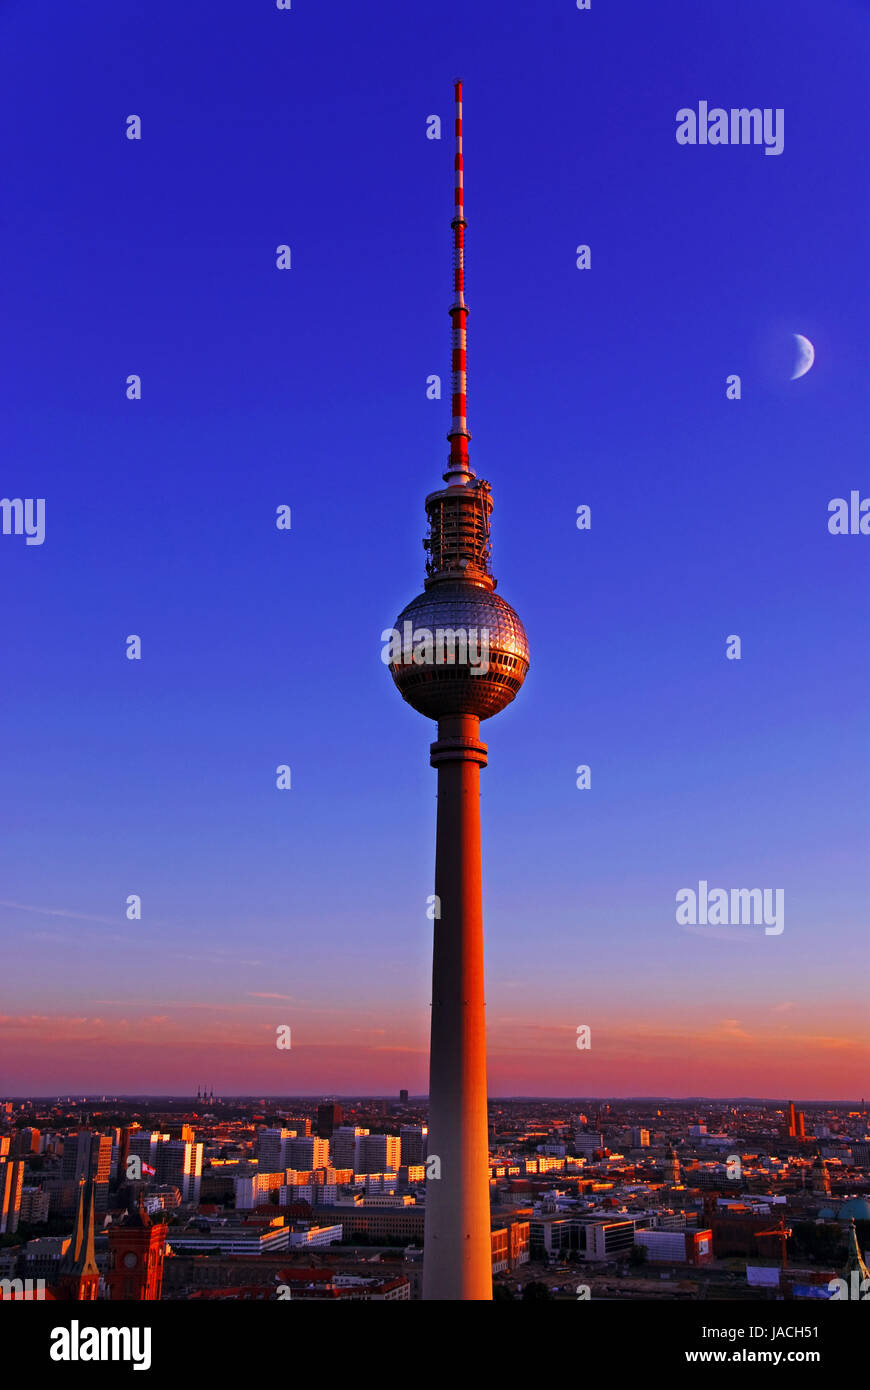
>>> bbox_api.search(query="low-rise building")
[287,1225,343,1249]
[635,1228,713,1265]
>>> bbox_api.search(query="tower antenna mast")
[445,80,474,486]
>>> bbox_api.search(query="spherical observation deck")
[389,581,529,721]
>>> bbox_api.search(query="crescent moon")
[791,333,815,380]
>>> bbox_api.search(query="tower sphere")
[389,582,528,721]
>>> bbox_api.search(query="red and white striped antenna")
[444,79,474,486]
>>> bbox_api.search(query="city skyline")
[3,1090,867,1316]
[3,1091,867,1105]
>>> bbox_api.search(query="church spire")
[62,1177,86,1271]
[843,1218,870,1284]
[58,1177,100,1300]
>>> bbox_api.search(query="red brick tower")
[106,1194,166,1300]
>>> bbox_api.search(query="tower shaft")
[423,713,492,1300]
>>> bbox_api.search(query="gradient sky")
[1,0,868,1098]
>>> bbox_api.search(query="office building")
[60,1132,113,1213]
[331,1127,369,1171]
[286,1137,330,1171]
[19,1186,50,1225]
[317,1104,342,1139]
[358,1134,401,1174]
[0,1157,25,1234]
[257,1128,297,1174]
[158,1140,203,1204]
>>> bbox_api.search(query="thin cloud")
[0,900,117,926]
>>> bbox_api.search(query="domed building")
[837,1196,870,1224]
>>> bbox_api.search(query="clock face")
[123,1252,138,1269]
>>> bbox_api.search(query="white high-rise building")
[159,1140,203,1204]
[127,1134,201,1202]
[257,1128,297,1173]
[358,1134,401,1174]
[331,1127,369,1171]
[400,1125,428,1167]
[0,1158,24,1234]
[285,1136,329,1171]
[128,1132,169,1169]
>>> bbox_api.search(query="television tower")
[387,81,529,1300]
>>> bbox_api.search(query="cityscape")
[1,1093,869,1303]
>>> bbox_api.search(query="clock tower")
[106,1194,166,1301]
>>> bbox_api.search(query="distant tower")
[56,1178,100,1300]
[107,1194,166,1300]
[787,1101,796,1138]
[665,1144,681,1184]
[812,1154,831,1195]
[388,81,529,1302]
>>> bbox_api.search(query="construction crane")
[756,1214,793,1267]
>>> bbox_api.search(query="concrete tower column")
[423,711,492,1301]
[389,82,528,1301]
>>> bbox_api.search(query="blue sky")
[0,0,867,1096]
